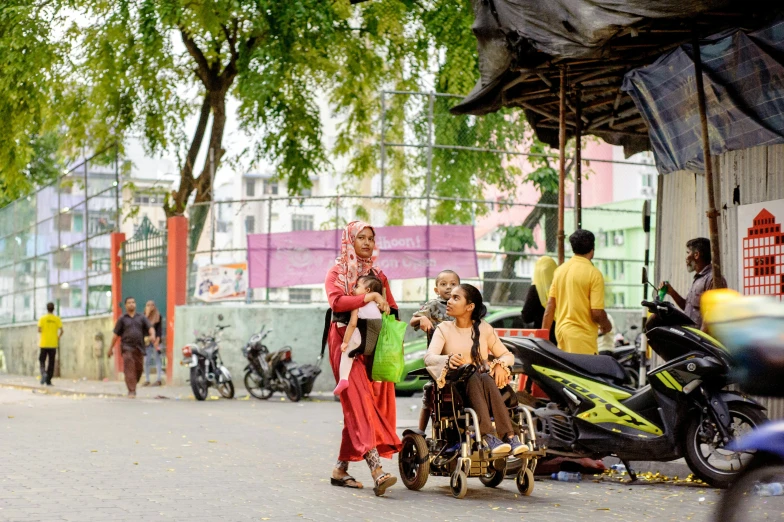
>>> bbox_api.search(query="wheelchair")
[398,364,545,499]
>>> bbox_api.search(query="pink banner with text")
[247,225,478,288]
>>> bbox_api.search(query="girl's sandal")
[372,472,397,497]
[330,475,363,489]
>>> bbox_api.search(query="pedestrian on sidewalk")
[37,302,63,386]
[324,221,401,496]
[659,237,725,330]
[142,300,163,387]
[108,297,158,398]
[521,256,558,344]
[542,229,612,354]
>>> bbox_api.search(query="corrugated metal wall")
[657,144,784,420]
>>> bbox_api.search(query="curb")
[0,382,127,399]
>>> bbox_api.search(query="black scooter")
[241,325,320,402]
[503,268,768,488]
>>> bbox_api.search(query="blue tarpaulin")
[622,19,784,174]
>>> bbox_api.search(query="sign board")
[247,225,478,289]
[194,263,248,302]
[737,199,784,298]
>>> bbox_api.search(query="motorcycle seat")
[535,339,627,384]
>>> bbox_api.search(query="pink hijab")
[335,220,380,295]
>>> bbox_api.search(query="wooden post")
[692,30,725,288]
[557,67,567,264]
[575,88,583,231]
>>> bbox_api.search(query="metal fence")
[187,195,654,308]
[0,146,120,324]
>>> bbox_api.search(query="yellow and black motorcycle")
[504,293,767,488]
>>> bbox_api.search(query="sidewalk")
[0,373,199,400]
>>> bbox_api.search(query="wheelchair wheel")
[450,470,468,499]
[399,433,430,491]
[516,467,535,496]
[479,458,507,488]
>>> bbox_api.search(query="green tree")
[0,2,69,204]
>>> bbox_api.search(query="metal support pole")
[575,88,583,230]
[639,199,652,387]
[84,157,89,316]
[57,181,61,311]
[114,143,120,232]
[380,91,386,197]
[33,190,38,321]
[210,147,215,265]
[425,92,435,297]
[557,67,567,265]
[692,29,725,288]
[265,197,272,304]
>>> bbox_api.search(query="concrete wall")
[170,304,645,392]
[0,314,115,381]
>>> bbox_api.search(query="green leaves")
[498,225,537,254]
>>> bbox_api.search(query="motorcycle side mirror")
[641,267,648,285]
[218,314,224,321]
[630,325,638,330]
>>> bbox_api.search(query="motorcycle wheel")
[244,371,273,400]
[683,402,767,489]
[716,454,784,522]
[190,367,208,401]
[284,372,302,402]
[217,378,234,399]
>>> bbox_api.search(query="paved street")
[2,384,721,522]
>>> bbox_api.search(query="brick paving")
[1,381,721,521]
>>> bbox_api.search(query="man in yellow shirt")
[38,302,63,385]
[542,230,612,354]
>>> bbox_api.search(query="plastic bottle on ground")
[754,482,784,497]
[610,464,627,473]
[551,471,582,482]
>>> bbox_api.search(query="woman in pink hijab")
[324,221,401,496]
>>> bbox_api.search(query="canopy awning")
[452,0,782,164]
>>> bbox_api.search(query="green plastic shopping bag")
[371,313,407,382]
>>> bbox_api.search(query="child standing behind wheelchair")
[410,270,460,430]
[424,283,526,456]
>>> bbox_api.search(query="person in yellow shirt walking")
[542,229,612,355]
[37,302,63,386]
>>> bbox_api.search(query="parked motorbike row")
[180,315,320,402]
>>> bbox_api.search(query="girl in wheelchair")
[424,283,526,456]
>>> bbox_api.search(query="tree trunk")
[490,196,551,304]
[187,91,228,266]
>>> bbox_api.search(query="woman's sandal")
[372,472,397,497]
[330,475,363,489]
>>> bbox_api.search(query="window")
[57,213,72,231]
[89,214,112,235]
[158,220,166,230]
[54,250,71,269]
[641,173,654,188]
[73,213,84,233]
[71,288,82,309]
[292,214,314,231]
[263,180,279,195]
[289,288,312,303]
[217,221,229,233]
[23,295,31,308]
[71,250,84,271]
[134,193,150,205]
[245,215,255,234]
[246,179,256,197]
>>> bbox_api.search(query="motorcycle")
[181,314,235,401]
[503,268,768,488]
[599,324,643,389]
[241,325,315,402]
